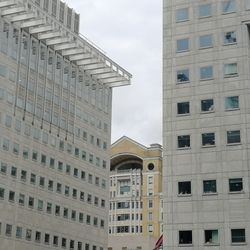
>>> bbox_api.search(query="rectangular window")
[199,3,212,18]
[45,233,50,244]
[225,96,239,110]
[0,162,7,174]
[224,31,237,44]
[205,230,219,244]
[26,229,32,241]
[9,191,15,202]
[16,226,22,238]
[203,180,217,193]
[28,197,34,208]
[199,34,213,48]
[5,224,12,236]
[35,231,41,242]
[246,0,250,9]
[11,166,17,177]
[177,69,189,83]
[202,133,215,146]
[222,0,236,14]
[176,38,189,52]
[231,229,245,243]
[224,63,238,76]
[37,200,43,210]
[229,178,243,192]
[178,181,191,195]
[178,135,190,148]
[0,188,5,199]
[55,205,60,216]
[53,235,59,246]
[227,130,241,144]
[179,230,192,245]
[200,66,213,80]
[30,173,36,184]
[21,170,27,181]
[19,193,25,205]
[47,202,52,213]
[177,102,190,115]
[63,208,68,218]
[201,99,214,112]
[176,8,189,22]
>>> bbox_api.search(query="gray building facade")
[0,0,131,250]
[163,0,250,249]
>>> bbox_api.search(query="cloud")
[68,0,162,146]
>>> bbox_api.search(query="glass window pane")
[224,31,237,44]
[224,63,238,76]
[176,8,189,22]
[227,130,241,144]
[229,178,243,192]
[199,34,213,48]
[202,133,215,146]
[225,96,239,110]
[178,135,190,148]
[176,38,189,52]
[203,180,217,193]
[199,4,212,18]
[177,69,189,83]
[200,66,213,80]
[178,181,191,195]
[201,99,214,112]
[222,0,236,13]
[231,229,245,243]
[205,230,219,244]
[179,231,192,244]
[177,102,190,115]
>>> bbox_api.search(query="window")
[65,186,70,196]
[71,210,76,220]
[28,197,34,208]
[57,183,62,193]
[79,213,84,223]
[35,231,41,242]
[178,181,191,195]
[176,8,189,22]
[231,229,245,243]
[203,180,217,193]
[45,233,50,244]
[41,154,46,165]
[5,224,12,236]
[176,38,189,52]
[224,31,237,44]
[30,173,36,184]
[47,202,52,213]
[229,178,243,192]
[53,236,59,246]
[50,158,55,168]
[224,63,238,76]
[86,215,91,224]
[11,166,17,177]
[205,230,219,244]
[55,205,60,216]
[225,96,239,110]
[61,238,67,248]
[37,200,43,210]
[199,34,213,48]
[16,226,22,238]
[0,188,4,199]
[148,224,153,233]
[2,138,9,151]
[23,147,29,159]
[74,168,78,177]
[199,3,212,18]
[202,133,215,146]
[48,180,53,190]
[247,0,250,9]
[13,143,19,155]
[63,208,68,218]
[222,0,236,14]
[58,161,63,171]
[9,191,15,202]
[227,130,241,144]
[177,102,190,115]
[26,229,32,241]
[201,99,214,112]
[32,151,38,161]
[19,193,25,205]
[0,162,7,174]
[39,177,45,187]
[73,189,77,199]
[179,230,192,245]
[200,66,213,80]
[178,135,190,148]
[66,164,71,174]
[148,200,153,208]
[177,69,189,83]
[21,170,27,181]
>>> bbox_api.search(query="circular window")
[148,163,155,171]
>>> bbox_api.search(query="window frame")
[227,130,241,145]
[176,8,189,23]
[176,38,189,52]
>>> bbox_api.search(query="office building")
[108,136,163,250]
[163,0,250,249]
[0,0,131,249]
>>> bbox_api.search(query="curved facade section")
[108,136,163,250]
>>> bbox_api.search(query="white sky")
[68,0,162,147]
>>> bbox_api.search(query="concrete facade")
[108,136,163,250]
[163,0,250,249]
[0,0,131,250]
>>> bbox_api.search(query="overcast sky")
[68,0,162,147]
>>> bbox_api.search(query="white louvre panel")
[0,0,132,87]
